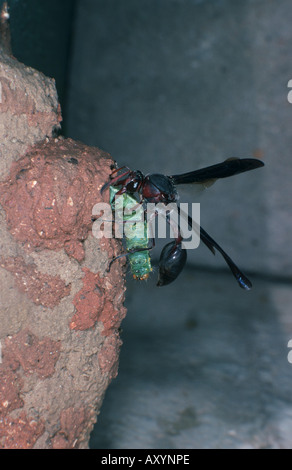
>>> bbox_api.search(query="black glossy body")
[157,241,187,287]
[142,174,178,203]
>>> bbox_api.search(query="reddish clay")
[0,137,126,447]
[0,256,71,308]
[0,34,127,448]
[0,137,112,261]
[70,268,105,331]
[0,367,23,416]
[98,333,122,380]
[0,412,45,449]
[51,407,89,449]
[99,299,123,335]
[27,106,62,135]
[70,267,127,334]
[4,329,61,379]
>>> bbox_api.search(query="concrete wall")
[67,0,292,278]
[66,0,292,450]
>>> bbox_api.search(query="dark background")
[3,0,292,449]
[6,0,76,125]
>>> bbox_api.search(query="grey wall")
[66,0,292,449]
[67,0,291,277]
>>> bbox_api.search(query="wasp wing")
[170,158,264,187]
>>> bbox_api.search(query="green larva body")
[109,186,152,280]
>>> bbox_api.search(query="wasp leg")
[100,167,131,194]
[177,206,252,290]
[107,244,154,272]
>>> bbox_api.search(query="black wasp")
[101,157,264,289]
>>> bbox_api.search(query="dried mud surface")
[0,49,127,448]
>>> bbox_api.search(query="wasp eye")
[127,180,139,192]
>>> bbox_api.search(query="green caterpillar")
[109,186,152,280]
